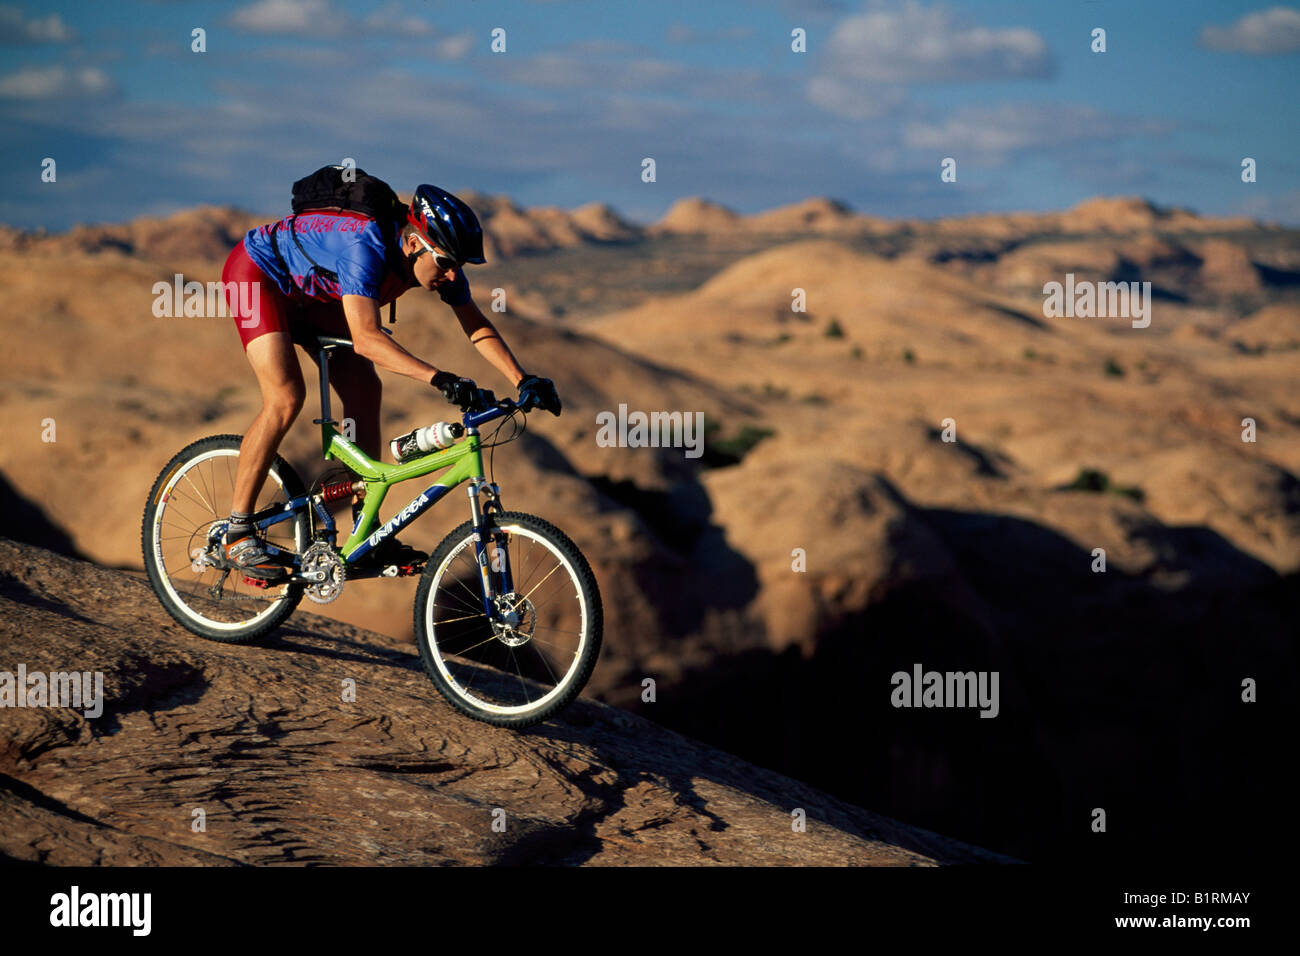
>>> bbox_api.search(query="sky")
[1,0,1298,229]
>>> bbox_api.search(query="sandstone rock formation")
[0,537,1010,865]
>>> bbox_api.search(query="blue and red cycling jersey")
[242,209,471,307]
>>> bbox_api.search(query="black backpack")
[268,165,408,322]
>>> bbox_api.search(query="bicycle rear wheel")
[141,434,308,643]
[414,511,602,728]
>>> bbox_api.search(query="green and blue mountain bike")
[142,329,602,728]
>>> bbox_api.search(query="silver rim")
[422,523,589,716]
[149,449,303,631]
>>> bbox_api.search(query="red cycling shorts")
[221,240,346,350]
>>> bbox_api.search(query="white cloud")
[230,0,340,35]
[363,1,434,36]
[495,48,782,109]
[903,103,1165,165]
[231,0,464,50]
[503,52,695,91]
[822,1,1051,83]
[435,32,474,59]
[806,75,905,119]
[1200,6,1300,54]
[0,5,72,43]
[0,66,112,99]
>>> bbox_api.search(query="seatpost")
[313,347,336,425]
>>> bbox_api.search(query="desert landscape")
[2,192,1297,863]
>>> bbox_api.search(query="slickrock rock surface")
[0,538,1011,866]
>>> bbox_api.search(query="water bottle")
[389,421,465,462]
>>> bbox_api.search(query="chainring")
[301,541,346,604]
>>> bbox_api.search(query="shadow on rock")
[621,500,1293,864]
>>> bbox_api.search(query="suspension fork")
[467,479,514,618]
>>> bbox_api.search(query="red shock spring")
[321,480,359,502]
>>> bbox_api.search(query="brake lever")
[456,387,499,413]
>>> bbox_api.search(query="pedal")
[242,576,272,589]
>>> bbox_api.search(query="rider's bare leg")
[231,331,306,515]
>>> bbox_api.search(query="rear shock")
[319,479,365,503]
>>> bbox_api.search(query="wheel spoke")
[451,572,484,608]
[522,626,579,650]
[436,591,483,616]
[440,630,501,656]
[522,577,572,617]
[526,641,560,685]
[519,562,565,604]
[430,609,486,625]
[162,490,210,523]
[166,558,210,578]
[181,470,216,517]
[513,535,547,594]
[507,647,532,704]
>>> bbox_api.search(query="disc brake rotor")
[492,591,536,647]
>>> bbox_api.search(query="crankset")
[299,541,346,604]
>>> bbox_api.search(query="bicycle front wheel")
[414,510,603,728]
[141,434,308,643]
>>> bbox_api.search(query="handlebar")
[462,393,523,429]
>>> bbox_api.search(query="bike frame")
[245,339,519,618]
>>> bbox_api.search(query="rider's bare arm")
[451,298,527,389]
[341,294,441,382]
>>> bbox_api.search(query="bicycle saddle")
[289,322,392,353]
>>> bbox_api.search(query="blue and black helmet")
[407,184,486,265]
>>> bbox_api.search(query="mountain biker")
[218,183,562,581]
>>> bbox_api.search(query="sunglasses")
[413,234,461,272]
